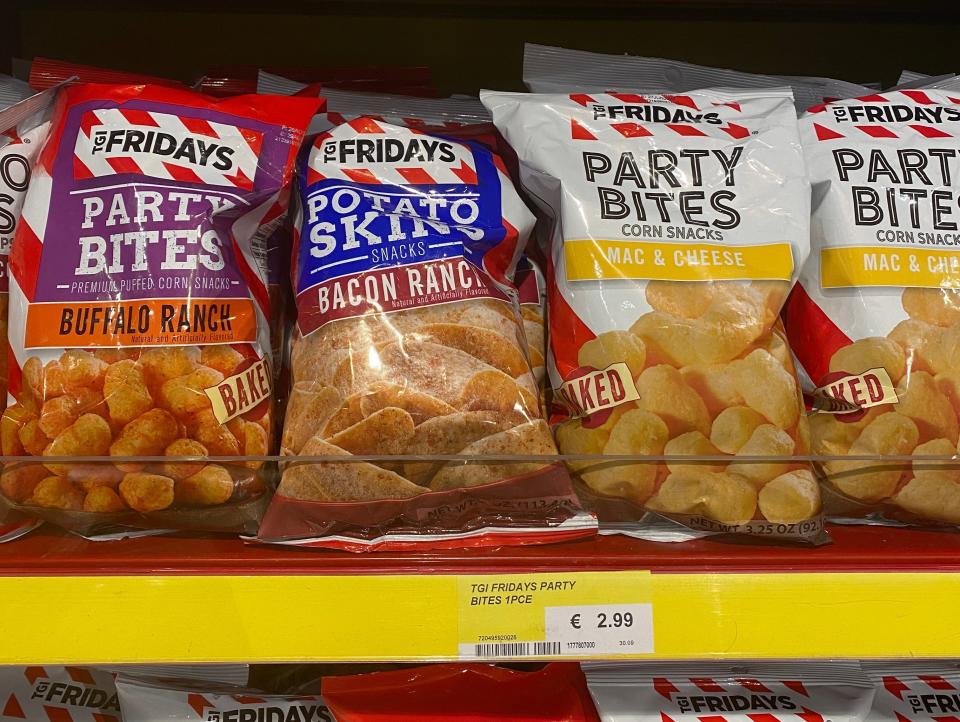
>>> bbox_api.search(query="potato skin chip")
[357,382,456,425]
[324,407,416,456]
[280,437,428,502]
[431,420,556,491]
[458,369,539,417]
[403,411,516,485]
[421,323,530,377]
[282,383,342,453]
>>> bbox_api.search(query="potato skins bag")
[260,114,594,551]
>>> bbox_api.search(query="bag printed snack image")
[863,662,960,721]
[258,115,592,550]
[786,89,960,525]
[483,88,821,541]
[1,83,318,534]
[584,662,874,721]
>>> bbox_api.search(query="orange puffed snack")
[0,83,319,534]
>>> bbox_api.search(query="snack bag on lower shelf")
[483,88,822,542]
[0,83,319,536]
[259,117,592,550]
[584,662,874,721]
[864,662,960,720]
[116,675,332,722]
[786,88,960,527]
[0,666,123,721]
[321,663,599,721]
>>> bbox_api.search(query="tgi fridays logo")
[30,678,120,711]
[205,704,334,722]
[591,103,723,125]
[674,693,800,714]
[831,103,960,124]
[74,108,261,189]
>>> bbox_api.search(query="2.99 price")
[597,611,633,629]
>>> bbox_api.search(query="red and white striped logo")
[306,118,478,186]
[73,108,262,189]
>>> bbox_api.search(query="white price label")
[545,604,654,655]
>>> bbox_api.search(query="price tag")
[457,571,653,659]
[545,604,653,655]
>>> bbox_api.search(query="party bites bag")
[787,89,960,526]
[585,662,874,721]
[484,89,821,541]
[260,118,592,550]
[1,83,317,534]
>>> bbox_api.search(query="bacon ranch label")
[294,120,516,336]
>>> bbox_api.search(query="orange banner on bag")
[25,297,257,348]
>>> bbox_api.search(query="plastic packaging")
[0,83,319,536]
[28,57,184,91]
[786,88,960,527]
[523,43,873,113]
[584,662,874,721]
[0,75,33,111]
[258,114,592,550]
[483,88,821,542]
[0,85,62,413]
[200,64,434,98]
[322,663,600,721]
[0,665,248,721]
[864,661,960,720]
[116,674,331,722]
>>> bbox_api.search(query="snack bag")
[786,89,960,526]
[0,666,123,721]
[259,116,592,550]
[322,663,600,722]
[522,43,872,112]
[584,662,874,721]
[28,57,185,91]
[116,675,333,722]
[0,84,318,534]
[864,662,960,720]
[0,85,61,412]
[484,89,821,541]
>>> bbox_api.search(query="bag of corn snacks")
[584,662,874,721]
[864,662,960,720]
[484,87,822,542]
[0,83,318,535]
[786,87,960,526]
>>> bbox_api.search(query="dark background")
[4,0,960,93]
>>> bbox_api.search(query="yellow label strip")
[565,239,794,282]
[0,571,958,662]
[822,246,960,289]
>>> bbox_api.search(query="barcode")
[473,641,561,658]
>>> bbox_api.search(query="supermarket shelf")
[13,0,960,20]
[1,524,959,663]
